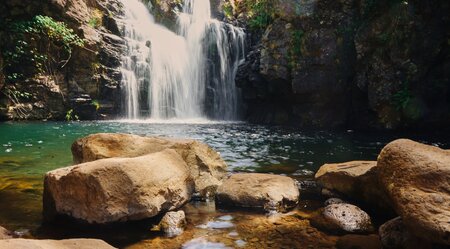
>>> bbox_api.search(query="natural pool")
[1,121,449,248]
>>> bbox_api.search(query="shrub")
[3,15,84,83]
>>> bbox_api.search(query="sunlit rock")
[44,149,193,223]
[215,173,299,212]
[0,238,115,249]
[378,139,450,245]
[71,133,227,199]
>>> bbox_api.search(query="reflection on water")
[0,121,449,247]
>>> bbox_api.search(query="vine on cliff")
[2,15,85,84]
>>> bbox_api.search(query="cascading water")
[119,0,245,120]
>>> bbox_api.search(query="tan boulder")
[215,173,299,212]
[0,238,115,249]
[0,226,12,240]
[377,139,450,245]
[315,161,391,211]
[158,210,186,237]
[44,149,193,223]
[71,133,227,198]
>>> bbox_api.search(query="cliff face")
[0,0,124,120]
[232,0,450,130]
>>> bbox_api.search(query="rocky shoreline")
[1,134,448,248]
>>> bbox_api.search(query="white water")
[119,0,245,120]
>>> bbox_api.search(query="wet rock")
[378,217,434,249]
[158,211,186,237]
[297,179,321,199]
[71,133,227,199]
[324,198,345,206]
[311,204,374,234]
[315,161,391,212]
[44,149,193,223]
[215,173,299,212]
[379,217,411,249]
[377,139,450,245]
[336,234,381,249]
[0,238,115,249]
[0,226,12,239]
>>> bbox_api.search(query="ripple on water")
[197,221,234,229]
[182,238,232,249]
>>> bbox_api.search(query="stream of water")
[120,0,245,120]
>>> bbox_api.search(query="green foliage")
[91,100,100,111]
[245,0,274,30]
[393,82,412,110]
[2,15,84,83]
[222,2,234,20]
[291,30,304,57]
[65,109,79,121]
[13,15,84,51]
[88,9,103,28]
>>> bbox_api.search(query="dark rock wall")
[0,0,124,120]
[232,0,450,130]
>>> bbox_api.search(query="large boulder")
[0,238,115,249]
[315,161,391,212]
[44,149,193,223]
[215,173,299,212]
[71,133,227,198]
[377,139,450,245]
[311,203,374,234]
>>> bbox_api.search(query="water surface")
[0,121,449,246]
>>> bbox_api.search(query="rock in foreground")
[0,238,115,249]
[71,133,227,198]
[315,161,390,211]
[0,226,12,239]
[158,210,186,237]
[311,203,373,234]
[44,149,193,223]
[215,173,299,212]
[377,139,450,245]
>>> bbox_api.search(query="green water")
[0,121,449,246]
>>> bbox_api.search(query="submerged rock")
[377,139,450,245]
[158,211,186,237]
[71,133,227,198]
[336,234,381,249]
[311,203,374,234]
[0,238,115,249]
[44,149,193,223]
[215,173,299,212]
[379,217,418,249]
[315,161,391,212]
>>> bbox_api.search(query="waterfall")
[119,0,245,120]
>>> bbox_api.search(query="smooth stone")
[379,217,433,249]
[44,149,193,223]
[377,139,450,245]
[71,133,227,198]
[216,173,299,212]
[315,161,391,211]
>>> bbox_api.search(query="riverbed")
[0,121,448,248]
